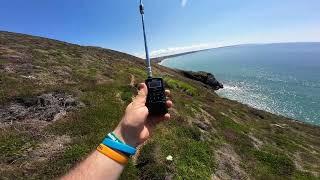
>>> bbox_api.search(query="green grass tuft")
[135,142,171,180]
[39,84,125,178]
[127,67,147,78]
[220,116,249,133]
[164,77,198,96]
[175,124,202,141]
[0,133,33,163]
[293,171,319,180]
[254,150,295,176]
[174,140,215,179]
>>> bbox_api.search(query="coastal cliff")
[180,70,223,90]
[0,31,319,179]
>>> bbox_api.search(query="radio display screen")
[149,80,162,88]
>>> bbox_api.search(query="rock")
[4,65,15,73]
[0,92,84,123]
[9,104,28,120]
[16,97,38,107]
[0,103,27,122]
[41,106,60,121]
[193,120,211,131]
[181,70,223,90]
[65,97,77,107]
[53,110,67,122]
[250,109,265,119]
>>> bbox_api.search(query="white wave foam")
[219,85,241,91]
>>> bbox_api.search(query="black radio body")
[145,77,168,115]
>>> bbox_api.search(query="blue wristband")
[102,138,136,155]
[107,133,122,143]
[108,132,125,144]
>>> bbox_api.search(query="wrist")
[113,127,139,148]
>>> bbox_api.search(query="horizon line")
[145,41,320,59]
[1,30,320,59]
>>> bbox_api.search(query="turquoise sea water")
[161,43,320,125]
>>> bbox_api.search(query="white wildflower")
[166,155,173,161]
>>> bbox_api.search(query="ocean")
[160,43,320,125]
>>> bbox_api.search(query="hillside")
[0,31,319,179]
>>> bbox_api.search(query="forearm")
[61,150,124,180]
[62,83,172,179]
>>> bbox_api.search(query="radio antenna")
[139,0,152,78]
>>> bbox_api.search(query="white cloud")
[181,0,188,7]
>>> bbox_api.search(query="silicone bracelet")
[109,132,124,144]
[97,144,128,165]
[102,138,136,155]
[106,134,131,157]
[107,133,119,142]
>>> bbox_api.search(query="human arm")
[61,83,172,180]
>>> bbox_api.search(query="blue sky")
[0,0,319,57]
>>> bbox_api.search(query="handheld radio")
[139,0,168,115]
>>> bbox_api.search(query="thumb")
[135,83,148,104]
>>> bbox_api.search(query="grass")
[0,74,37,104]
[0,131,35,164]
[175,124,202,141]
[219,116,249,134]
[50,84,123,136]
[146,120,215,180]
[164,77,198,96]
[174,140,215,180]
[120,118,216,180]
[127,67,147,78]
[253,150,295,176]
[272,132,301,153]
[135,142,170,180]
[0,60,7,65]
[120,160,139,180]
[29,84,125,178]
[293,171,319,180]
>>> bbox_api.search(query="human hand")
[113,83,173,147]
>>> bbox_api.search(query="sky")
[0,0,319,57]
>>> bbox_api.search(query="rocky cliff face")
[0,31,319,179]
[181,70,224,90]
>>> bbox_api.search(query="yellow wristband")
[97,144,129,165]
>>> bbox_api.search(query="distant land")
[151,48,210,63]
[153,42,320,63]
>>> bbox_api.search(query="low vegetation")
[0,31,319,179]
[164,77,198,96]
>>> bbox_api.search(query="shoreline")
[159,54,320,127]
